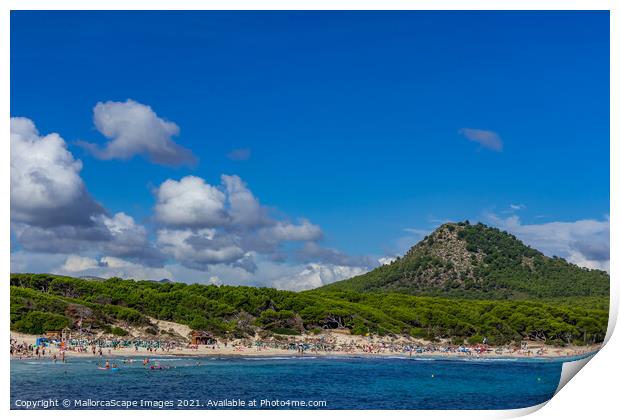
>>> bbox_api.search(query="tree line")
[10,273,608,346]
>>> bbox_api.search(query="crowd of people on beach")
[249,337,545,356]
[9,337,182,360]
[10,338,67,362]
[11,333,594,361]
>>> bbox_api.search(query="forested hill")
[9,273,609,346]
[320,221,610,300]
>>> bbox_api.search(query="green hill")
[9,272,608,346]
[320,221,610,300]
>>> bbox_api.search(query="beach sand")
[10,330,599,360]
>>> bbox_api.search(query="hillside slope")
[320,221,609,300]
[10,273,608,345]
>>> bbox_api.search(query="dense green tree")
[9,273,609,346]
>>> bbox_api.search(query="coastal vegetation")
[10,273,608,346]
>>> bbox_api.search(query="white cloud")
[156,228,246,269]
[510,203,526,211]
[94,256,172,280]
[222,174,267,228]
[10,117,366,283]
[13,212,164,267]
[168,257,369,291]
[262,220,323,242]
[56,255,172,281]
[155,176,228,228]
[10,117,163,266]
[61,255,100,272]
[486,214,609,271]
[378,256,397,265]
[78,99,196,166]
[10,117,102,227]
[152,174,330,272]
[271,263,368,291]
[207,276,222,286]
[459,128,503,152]
[12,251,172,282]
[97,212,163,265]
[14,249,369,292]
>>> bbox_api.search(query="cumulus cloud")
[57,255,172,281]
[156,228,247,270]
[12,223,108,254]
[10,248,369,292]
[154,174,269,231]
[152,174,329,273]
[459,128,503,152]
[207,276,222,286]
[10,116,369,290]
[13,212,164,267]
[78,99,196,166]
[10,117,163,266]
[226,148,251,161]
[271,263,369,291]
[486,214,609,271]
[166,257,370,291]
[378,256,397,265]
[222,175,268,228]
[155,176,228,228]
[97,213,164,265]
[61,255,100,272]
[10,117,103,227]
[260,220,322,243]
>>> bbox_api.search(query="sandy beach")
[10,330,599,361]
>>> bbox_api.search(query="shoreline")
[10,350,598,363]
[10,331,600,362]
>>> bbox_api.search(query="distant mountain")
[320,221,609,300]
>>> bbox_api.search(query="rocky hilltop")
[320,221,609,300]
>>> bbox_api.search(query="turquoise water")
[11,355,567,410]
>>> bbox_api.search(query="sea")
[10,355,575,410]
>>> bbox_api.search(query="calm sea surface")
[11,355,568,410]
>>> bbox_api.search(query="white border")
[1,2,616,420]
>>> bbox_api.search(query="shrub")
[12,311,70,335]
[351,323,369,335]
[271,327,301,336]
[111,327,128,336]
[467,334,485,345]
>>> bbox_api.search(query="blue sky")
[10,11,610,288]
